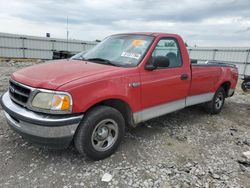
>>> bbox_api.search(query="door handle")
[181,73,189,80]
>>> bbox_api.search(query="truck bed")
[191,59,237,68]
[189,61,238,97]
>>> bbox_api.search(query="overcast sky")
[0,0,250,46]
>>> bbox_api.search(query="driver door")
[139,38,190,121]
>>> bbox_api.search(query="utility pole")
[66,16,69,52]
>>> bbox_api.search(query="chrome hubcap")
[91,119,118,152]
[97,127,109,140]
[215,92,223,109]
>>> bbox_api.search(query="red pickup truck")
[1,33,238,160]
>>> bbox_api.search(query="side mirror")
[145,56,170,70]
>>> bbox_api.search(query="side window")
[150,38,182,68]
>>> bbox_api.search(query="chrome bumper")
[1,92,83,148]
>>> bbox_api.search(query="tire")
[241,81,247,92]
[74,106,125,160]
[206,87,226,114]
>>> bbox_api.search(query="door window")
[150,38,183,68]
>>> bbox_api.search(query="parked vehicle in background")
[243,80,250,90]
[52,51,75,59]
[241,76,250,91]
[0,32,238,160]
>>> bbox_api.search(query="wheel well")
[92,99,135,127]
[220,82,231,97]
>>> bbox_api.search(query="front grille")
[9,80,31,106]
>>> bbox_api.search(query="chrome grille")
[9,80,31,106]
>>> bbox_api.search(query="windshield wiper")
[86,58,120,67]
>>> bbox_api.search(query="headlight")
[31,92,72,113]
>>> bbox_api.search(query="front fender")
[60,75,141,113]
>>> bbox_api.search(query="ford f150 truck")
[0,33,238,160]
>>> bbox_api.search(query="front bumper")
[0,92,83,149]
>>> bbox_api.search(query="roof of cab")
[111,32,181,38]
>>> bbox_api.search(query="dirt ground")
[0,60,250,188]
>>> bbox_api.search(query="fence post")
[82,42,86,51]
[51,40,56,60]
[212,49,218,60]
[243,49,250,77]
[188,48,192,56]
[20,37,26,58]
[51,40,55,51]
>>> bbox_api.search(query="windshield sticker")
[132,39,145,46]
[121,52,141,60]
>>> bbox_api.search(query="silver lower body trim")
[186,92,214,106]
[133,92,215,124]
[133,99,185,124]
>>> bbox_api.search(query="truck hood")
[11,59,119,90]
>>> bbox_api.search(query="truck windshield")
[71,34,154,67]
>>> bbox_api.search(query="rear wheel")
[74,106,125,160]
[206,87,225,114]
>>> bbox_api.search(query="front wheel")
[205,87,225,114]
[74,106,125,160]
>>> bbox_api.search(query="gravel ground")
[0,60,250,188]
